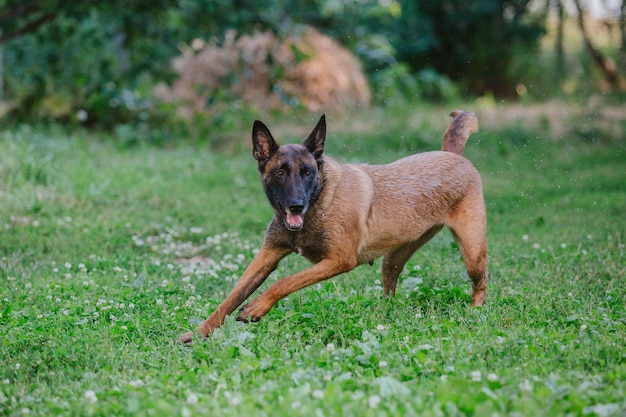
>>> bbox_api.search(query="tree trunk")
[554,0,565,79]
[619,0,626,71]
[572,0,620,90]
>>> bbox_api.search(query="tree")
[0,0,178,123]
[393,0,545,96]
[572,0,620,90]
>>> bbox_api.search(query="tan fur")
[179,111,487,344]
[442,110,479,154]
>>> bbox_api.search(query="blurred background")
[0,0,624,141]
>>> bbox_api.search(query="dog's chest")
[265,218,329,263]
[292,229,328,263]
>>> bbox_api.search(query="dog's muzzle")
[285,203,305,230]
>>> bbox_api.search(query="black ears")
[253,115,326,164]
[303,115,326,160]
[252,120,278,164]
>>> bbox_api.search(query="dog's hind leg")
[445,192,488,307]
[382,225,444,296]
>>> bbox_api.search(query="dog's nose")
[289,204,305,214]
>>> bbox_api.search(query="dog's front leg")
[178,245,290,344]
[238,257,357,323]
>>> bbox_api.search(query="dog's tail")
[441,110,479,155]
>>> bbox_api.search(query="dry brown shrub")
[155,27,370,117]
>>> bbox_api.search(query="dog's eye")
[303,170,312,177]
[275,169,285,177]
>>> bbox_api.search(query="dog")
[179,110,487,344]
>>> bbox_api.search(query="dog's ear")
[252,120,279,165]
[303,115,326,159]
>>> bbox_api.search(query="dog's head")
[252,115,326,231]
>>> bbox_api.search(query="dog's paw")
[237,300,269,323]
[178,331,195,345]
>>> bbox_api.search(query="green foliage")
[1,0,549,128]
[0,106,625,415]
[1,0,177,125]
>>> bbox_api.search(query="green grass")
[1,106,625,416]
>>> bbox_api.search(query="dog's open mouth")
[285,212,304,230]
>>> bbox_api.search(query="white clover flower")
[187,393,198,405]
[378,360,388,368]
[129,379,144,388]
[65,263,72,269]
[376,324,385,331]
[84,390,97,404]
[496,336,505,344]
[522,234,529,242]
[519,380,532,391]
[313,390,324,399]
[471,371,482,381]
[326,343,335,352]
[487,373,498,382]
[368,395,381,409]
[156,299,163,306]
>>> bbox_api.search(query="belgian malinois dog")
[179,110,487,343]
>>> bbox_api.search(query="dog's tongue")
[286,213,303,229]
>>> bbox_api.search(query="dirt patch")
[477,99,626,141]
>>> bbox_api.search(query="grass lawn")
[1,105,625,416]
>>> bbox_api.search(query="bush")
[154,27,371,119]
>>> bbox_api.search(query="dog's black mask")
[252,116,326,231]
